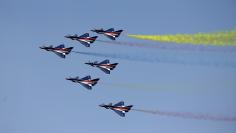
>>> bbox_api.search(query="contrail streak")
[132,108,236,122]
[127,30,236,46]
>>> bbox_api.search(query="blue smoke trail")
[96,39,236,53]
[72,51,236,68]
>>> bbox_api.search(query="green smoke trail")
[128,30,236,46]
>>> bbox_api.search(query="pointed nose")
[39,46,45,49]
[64,35,70,38]
[99,104,105,107]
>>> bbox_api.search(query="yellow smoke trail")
[128,30,236,46]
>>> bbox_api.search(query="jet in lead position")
[65,33,98,47]
[66,76,99,90]
[85,59,118,74]
[99,101,133,117]
[40,44,73,58]
[91,28,123,40]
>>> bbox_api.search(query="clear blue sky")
[1,0,236,133]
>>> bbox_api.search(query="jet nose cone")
[39,46,45,49]
[64,35,71,38]
[85,62,93,66]
[99,104,105,107]
[65,77,70,80]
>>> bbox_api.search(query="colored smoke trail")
[73,51,152,63]
[132,109,236,122]
[101,82,167,91]
[128,30,236,46]
[97,39,236,53]
[72,51,236,68]
[97,39,156,48]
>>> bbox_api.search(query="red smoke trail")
[132,108,236,122]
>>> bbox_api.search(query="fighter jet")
[66,76,99,90]
[39,44,73,58]
[91,28,123,40]
[99,101,133,117]
[85,59,118,74]
[65,33,98,47]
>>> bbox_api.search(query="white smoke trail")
[132,108,236,122]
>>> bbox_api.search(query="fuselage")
[78,37,97,43]
[41,47,71,54]
[102,105,132,112]
[67,78,99,85]
[88,63,117,69]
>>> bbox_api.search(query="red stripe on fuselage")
[105,32,118,36]
[54,48,70,53]
[112,107,130,111]
[80,80,97,84]
[79,37,96,41]
[99,64,115,68]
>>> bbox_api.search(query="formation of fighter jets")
[64,28,123,48]
[40,28,133,117]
